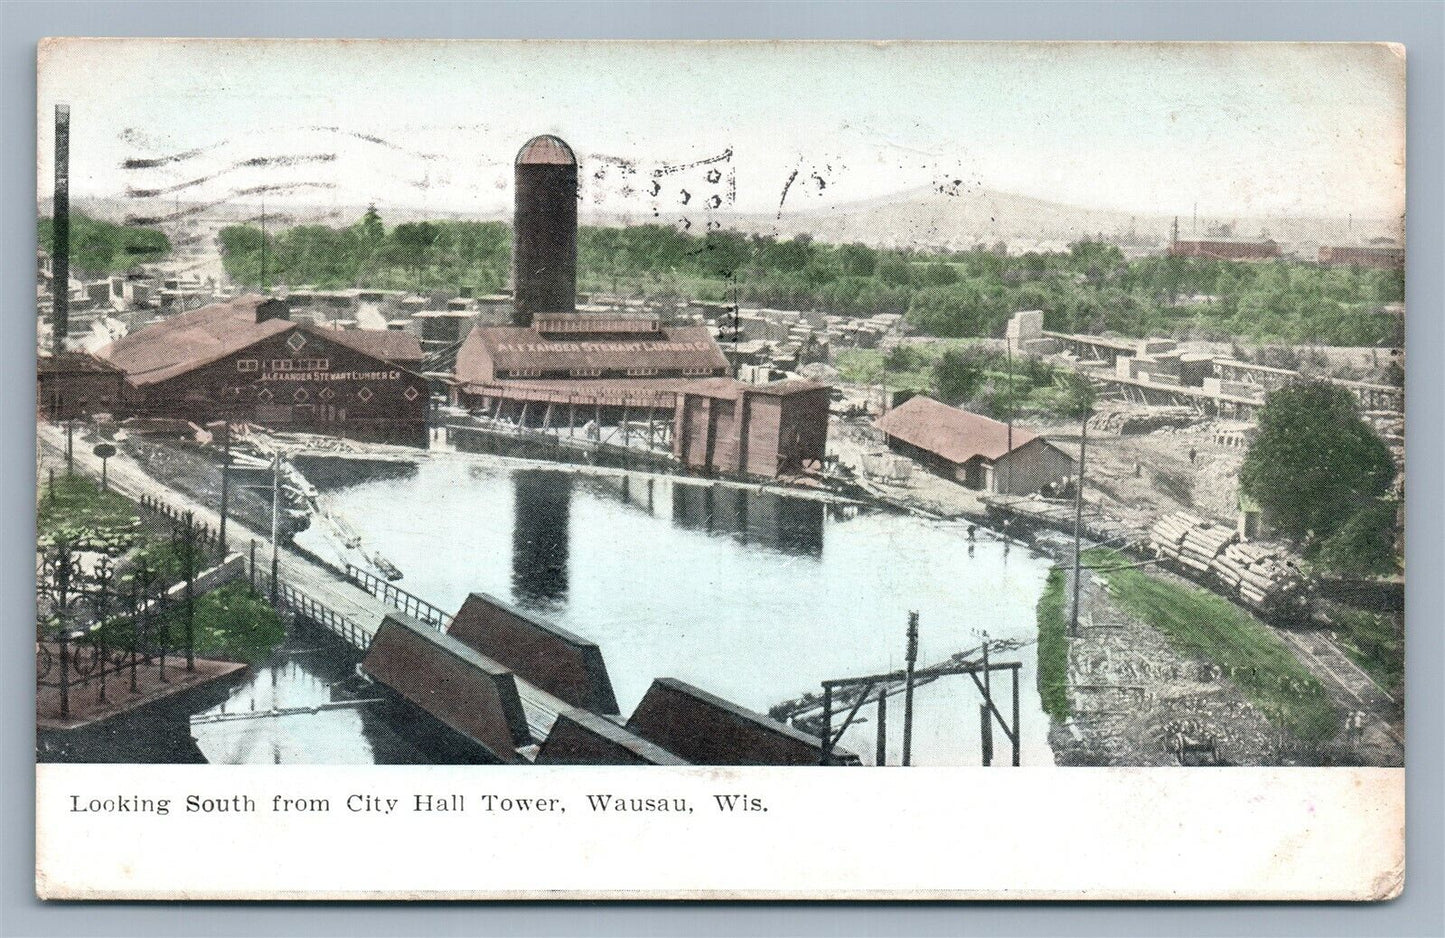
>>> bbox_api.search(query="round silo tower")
[512,134,578,326]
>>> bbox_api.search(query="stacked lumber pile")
[1149,512,1309,614]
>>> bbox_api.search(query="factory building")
[95,294,428,442]
[446,133,834,481]
[454,312,729,384]
[1318,245,1405,271]
[875,395,1076,495]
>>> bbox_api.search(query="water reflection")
[670,483,825,557]
[190,634,432,765]
[293,457,1057,765]
[511,471,572,609]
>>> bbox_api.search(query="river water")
[277,456,1058,766]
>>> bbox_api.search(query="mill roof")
[94,294,291,386]
[316,326,424,363]
[875,395,1041,465]
[455,323,728,379]
[96,294,425,385]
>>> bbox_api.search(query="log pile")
[1087,406,1198,436]
[1148,512,1309,615]
[1214,541,1308,614]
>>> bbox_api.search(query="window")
[507,369,543,378]
[627,367,658,377]
[237,358,259,372]
[270,359,294,371]
[682,367,715,376]
[569,368,603,378]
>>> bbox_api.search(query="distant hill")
[718,185,1402,254]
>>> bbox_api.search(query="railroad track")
[1278,628,1402,747]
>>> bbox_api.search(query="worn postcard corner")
[34,39,1405,901]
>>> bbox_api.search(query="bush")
[1314,500,1400,576]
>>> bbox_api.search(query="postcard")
[35,39,1405,899]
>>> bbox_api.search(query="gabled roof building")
[95,294,428,442]
[875,395,1075,495]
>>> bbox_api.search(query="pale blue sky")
[37,40,1405,220]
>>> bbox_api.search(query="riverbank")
[1035,544,1403,767]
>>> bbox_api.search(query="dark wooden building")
[36,352,126,421]
[447,592,620,715]
[96,294,428,442]
[625,678,856,766]
[674,378,831,478]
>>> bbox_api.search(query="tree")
[358,204,384,245]
[1314,499,1400,576]
[389,221,440,287]
[836,242,877,277]
[1240,383,1395,543]
[1053,371,1096,421]
[932,346,989,404]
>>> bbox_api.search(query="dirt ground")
[1047,568,1401,767]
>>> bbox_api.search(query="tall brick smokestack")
[51,104,70,355]
[512,135,577,327]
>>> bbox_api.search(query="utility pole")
[1004,334,1014,507]
[259,195,268,293]
[1070,412,1088,636]
[218,420,231,554]
[981,634,993,766]
[270,451,280,603]
[183,512,196,671]
[875,690,887,767]
[902,611,919,767]
[51,104,70,356]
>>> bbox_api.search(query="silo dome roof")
[515,135,576,166]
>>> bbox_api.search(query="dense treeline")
[217,209,1404,347]
[37,213,170,277]
[837,342,1084,420]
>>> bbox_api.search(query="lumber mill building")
[875,395,1076,495]
[95,293,429,442]
[447,134,833,480]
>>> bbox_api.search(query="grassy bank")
[1035,567,1070,721]
[37,474,141,548]
[1327,604,1404,699]
[1087,549,1338,743]
[185,582,286,664]
[95,581,285,666]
